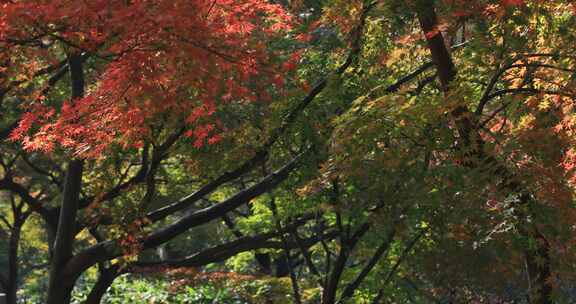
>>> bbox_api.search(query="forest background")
[1,0,576,303]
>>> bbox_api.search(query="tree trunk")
[46,52,85,304]
[5,217,24,304]
[414,2,553,302]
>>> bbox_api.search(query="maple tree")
[0,0,307,303]
[3,0,297,156]
[1,0,576,304]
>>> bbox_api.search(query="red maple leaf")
[3,0,296,156]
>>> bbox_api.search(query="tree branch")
[322,222,370,304]
[371,229,425,304]
[0,177,57,229]
[485,88,570,101]
[143,150,307,248]
[145,0,377,223]
[475,61,574,116]
[63,151,308,281]
[132,216,334,269]
[337,226,396,304]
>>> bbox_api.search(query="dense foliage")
[1,0,576,303]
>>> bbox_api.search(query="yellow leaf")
[538,100,550,111]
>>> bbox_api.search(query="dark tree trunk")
[5,216,24,304]
[46,52,85,304]
[415,2,553,303]
[274,257,290,277]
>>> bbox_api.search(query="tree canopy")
[1,0,576,303]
